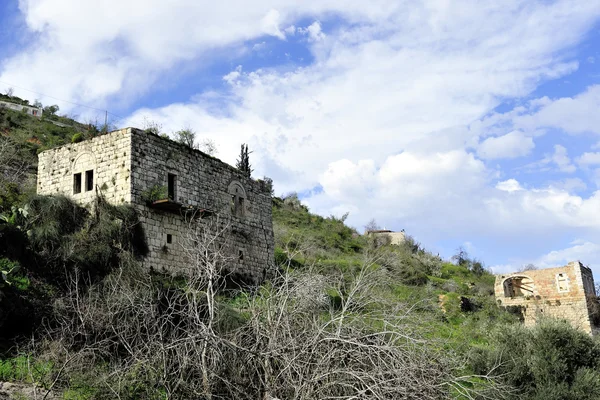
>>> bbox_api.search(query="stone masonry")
[37,127,275,284]
[366,230,406,245]
[495,261,597,335]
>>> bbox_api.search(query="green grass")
[0,355,53,384]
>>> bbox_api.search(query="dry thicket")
[37,214,502,399]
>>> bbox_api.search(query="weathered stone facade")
[366,230,406,245]
[495,261,597,334]
[37,127,275,284]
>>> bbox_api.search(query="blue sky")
[2,0,600,277]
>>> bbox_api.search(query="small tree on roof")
[236,143,253,178]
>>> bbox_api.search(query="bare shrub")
[41,215,502,399]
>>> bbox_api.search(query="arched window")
[228,181,247,217]
[72,152,97,195]
[503,276,535,298]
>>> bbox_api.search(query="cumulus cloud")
[496,179,522,192]
[576,152,600,167]
[517,85,600,135]
[522,145,576,173]
[477,130,534,160]
[5,0,600,270]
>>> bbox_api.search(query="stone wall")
[130,128,274,283]
[0,100,43,117]
[37,128,132,205]
[37,128,275,284]
[366,230,406,246]
[495,261,597,335]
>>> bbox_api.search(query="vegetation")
[2,107,600,399]
[236,143,253,177]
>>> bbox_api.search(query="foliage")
[235,143,252,177]
[71,132,83,143]
[198,138,217,155]
[174,127,196,148]
[142,117,162,135]
[141,184,168,203]
[471,319,600,399]
[43,104,59,117]
[0,354,53,384]
[0,194,147,340]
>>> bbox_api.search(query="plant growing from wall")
[236,143,253,178]
[141,184,168,204]
[175,127,197,149]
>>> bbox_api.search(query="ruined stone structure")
[0,100,42,117]
[366,229,406,245]
[495,261,597,334]
[36,127,274,284]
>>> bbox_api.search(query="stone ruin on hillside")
[365,229,406,246]
[495,261,598,335]
[36,127,275,284]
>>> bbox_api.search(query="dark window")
[238,250,244,261]
[167,234,172,244]
[85,170,94,191]
[232,196,244,217]
[73,173,82,194]
[168,173,176,200]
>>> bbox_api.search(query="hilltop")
[2,105,600,399]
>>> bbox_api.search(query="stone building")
[0,100,42,117]
[365,229,406,246]
[495,261,598,335]
[36,127,274,284]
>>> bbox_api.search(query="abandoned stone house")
[495,261,598,335]
[36,127,275,284]
[0,100,42,117]
[365,230,406,246]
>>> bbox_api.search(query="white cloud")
[522,144,576,173]
[477,130,534,160]
[517,85,600,135]
[496,179,522,192]
[297,21,325,42]
[115,1,600,246]
[576,152,600,166]
[5,0,600,272]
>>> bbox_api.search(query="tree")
[142,117,162,135]
[364,218,380,233]
[33,99,43,109]
[235,143,253,178]
[471,319,600,399]
[452,246,470,267]
[175,127,197,149]
[43,104,60,116]
[5,87,14,97]
[198,138,217,156]
[519,263,537,272]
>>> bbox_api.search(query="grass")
[0,354,53,384]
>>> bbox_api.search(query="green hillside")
[2,105,600,399]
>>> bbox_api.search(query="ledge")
[149,199,213,218]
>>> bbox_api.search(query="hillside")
[2,107,600,399]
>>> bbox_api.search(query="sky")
[1,0,600,277]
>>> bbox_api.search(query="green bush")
[141,184,168,203]
[0,355,53,383]
[71,132,83,143]
[471,319,600,399]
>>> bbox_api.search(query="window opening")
[556,273,569,292]
[503,276,534,297]
[85,170,94,191]
[73,173,82,194]
[238,250,244,261]
[168,173,176,200]
[235,197,245,217]
[167,234,173,244]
